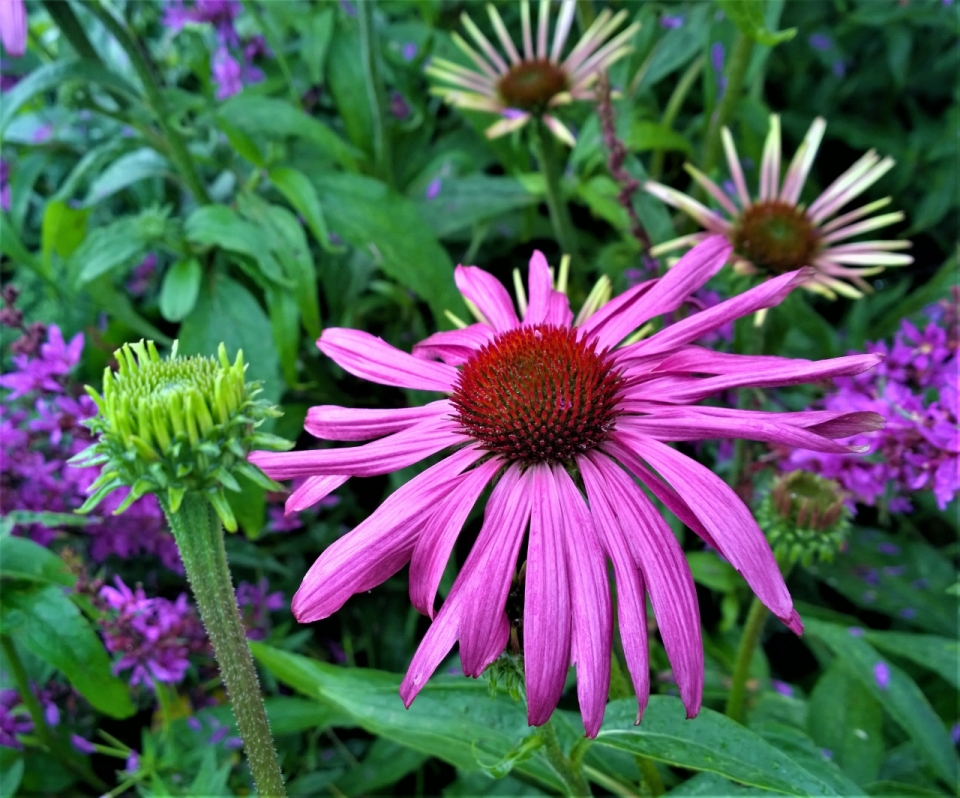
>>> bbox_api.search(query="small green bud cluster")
[72,340,291,532]
[755,471,850,568]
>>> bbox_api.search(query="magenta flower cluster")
[0,319,179,568]
[163,0,271,100]
[786,300,959,511]
[98,577,207,688]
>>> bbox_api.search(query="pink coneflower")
[0,0,27,57]
[250,236,883,736]
[645,116,913,299]
[427,0,639,146]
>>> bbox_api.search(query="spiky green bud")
[755,471,851,568]
[71,340,291,532]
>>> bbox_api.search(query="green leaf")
[201,695,347,737]
[861,630,960,689]
[666,771,778,795]
[326,21,373,158]
[716,0,797,46]
[311,172,465,323]
[159,258,203,322]
[70,217,146,285]
[594,698,850,795]
[334,739,429,797]
[82,148,170,207]
[41,200,89,268]
[0,586,134,718]
[304,7,335,85]
[85,276,173,344]
[0,60,137,133]
[808,528,955,636]
[412,174,539,239]
[803,618,959,787]
[871,252,958,339]
[224,472,266,540]
[267,166,337,252]
[185,205,288,286]
[178,273,282,404]
[217,95,359,171]
[626,120,694,155]
[218,117,265,168]
[265,286,300,386]
[807,661,884,784]
[249,643,565,792]
[0,749,24,798]
[0,535,75,587]
[0,213,45,277]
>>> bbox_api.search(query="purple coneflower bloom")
[426,0,639,146]
[645,115,913,300]
[250,236,883,736]
[0,0,27,57]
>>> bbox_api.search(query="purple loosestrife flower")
[646,116,913,300]
[250,236,883,736]
[0,690,32,749]
[0,0,27,57]
[427,0,639,146]
[98,577,207,688]
[785,307,959,510]
[212,46,243,99]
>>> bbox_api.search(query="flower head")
[427,0,639,145]
[251,237,883,735]
[645,116,913,299]
[72,341,290,532]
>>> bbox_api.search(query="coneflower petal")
[286,475,350,514]
[780,117,826,205]
[486,4,521,65]
[305,400,450,441]
[550,0,577,61]
[759,115,782,201]
[455,264,520,331]
[721,127,751,208]
[413,324,497,365]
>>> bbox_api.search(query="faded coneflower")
[427,0,639,145]
[250,235,884,737]
[645,115,913,299]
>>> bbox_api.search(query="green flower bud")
[71,340,291,532]
[755,471,851,568]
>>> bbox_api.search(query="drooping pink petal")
[0,0,27,57]
[582,453,703,718]
[409,457,505,618]
[400,594,463,707]
[524,464,572,727]
[292,447,485,622]
[319,328,458,392]
[626,353,883,404]
[249,415,467,479]
[554,466,611,738]
[305,401,451,441]
[583,236,732,351]
[458,464,532,676]
[611,433,799,632]
[285,475,350,513]
[619,268,811,359]
[455,266,520,331]
[578,454,649,721]
[413,324,497,365]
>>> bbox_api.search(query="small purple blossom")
[0,159,10,212]
[771,680,794,697]
[425,177,442,201]
[898,608,917,619]
[236,577,284,640]
[0,690,32,749]
[874,661,891,690]
[660,15,684,29]
[821,748,833,759]
[71,734,97,755]
[711,42,726,94]
[187,716,203,732]
[848,626,865,637]
[401,41,418,61]
[808,33,832,51]
[390,90,411,120]
[32,123,53,144]
[951,723,960,744]
[878,542,901,556]
[212,46,243,99]
[126,253,158,297]
[126,750,140,773]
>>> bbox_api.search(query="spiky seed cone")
[71,340,292,531]
[755,471,851,568]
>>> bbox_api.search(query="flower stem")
[651,55,704,182]
[161,494,286,797]
[724,595,768,723]
[702,33,755,174]
[358,0,393,186]
[636,755,665,797]
[531,120,581,264]
[86,2,210,204]
[0,636,107,792]
[538,717,592,797]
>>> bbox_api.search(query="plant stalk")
[702,34,755,174]
[651,55,704,181]
[0,636,107,792]
[531,120,580,263]
[161,494,285,797]
[538,717,592,797]
[358,0,393,185]
[87,2,210,204]
[724,595,768,723]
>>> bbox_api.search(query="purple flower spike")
[874,661,891,690]
[71,734,97,755]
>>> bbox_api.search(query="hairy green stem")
[87,2,210,204]
[724,596,768,723]
[358,0,393,185]
[531,120,580,263]
[539,718,591,797]
[1,636,107,792]
[702,34,755,174]
[161,494,285,797]
[651,55,704,182]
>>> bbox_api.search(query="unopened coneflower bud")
[756,471,851,567]
[71,340,291,532]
